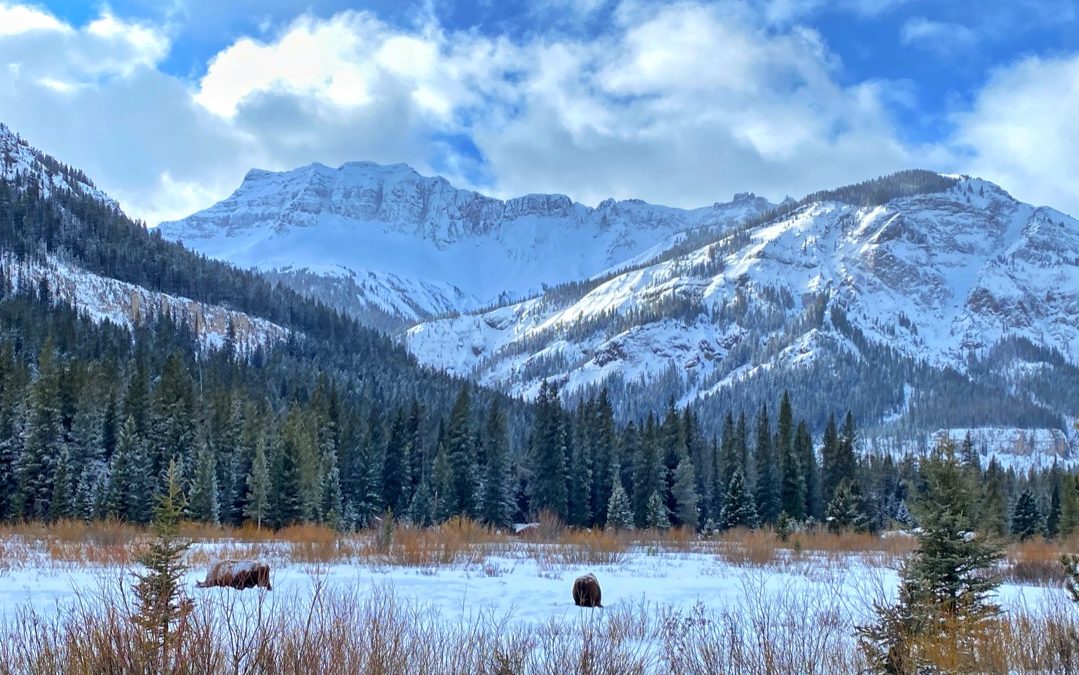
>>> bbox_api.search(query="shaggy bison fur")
[572,573,603,608]
[196,560,272,591]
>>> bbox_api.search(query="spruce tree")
[566,415,593,527]
[16,339,63,519]
[1060,474,1079,537]
[444,386,476,518]
[132,459,191,672]
[719,468,758,530]
[187,437,219,524]
[381,411,409,516]
[530,381,568,520]
[977,458,1008,538]
[244,439,270,529]
[754,404,779,524]
[858,442,1002,673]
[479,402,511,529]
[605,475,635,531]
[796,421,820,520]
[1045,472,1061,539]
[672,458,699,530]
[408,478,434,527]
[645,489,671,531]
[826,479,864,533]
[268,437,302,529]
[1010,489,1042,541]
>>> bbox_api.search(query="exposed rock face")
[158,162,772,325]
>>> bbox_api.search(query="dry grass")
[2,572,1075,675]
[1003,536,1077,585]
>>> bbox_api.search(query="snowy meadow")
[0,520,1075,674]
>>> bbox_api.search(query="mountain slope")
[406,171,1079,456]
[158,161,772,327]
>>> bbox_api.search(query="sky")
[1,0,1077,224]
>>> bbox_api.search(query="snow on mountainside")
[0,123,118,210]
[157,161,772,326]
[1,254,288,353]
[406,172,1079,460]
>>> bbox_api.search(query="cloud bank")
[1,0,1077,223]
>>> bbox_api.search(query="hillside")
[406,171,1079,461]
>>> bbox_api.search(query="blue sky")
[2,0,1078,223]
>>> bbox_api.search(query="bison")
[572,573,603,608]
[196,560,272,591]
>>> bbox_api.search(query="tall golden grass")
[0,577,1075,674]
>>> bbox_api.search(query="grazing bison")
[196,560,272,591]
[572,573,603,608]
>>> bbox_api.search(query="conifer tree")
[632,416,660,527]
[16,339,63,519]
[719,468,758,530]
[858,441,1002,673]
[444,386,476,518]
[820,413,841,506]
[480,402,511,529]
[672,458,699,530]
[1060,475,1079,537]
[606,474,634,531]
[268,437,302,528]
[796,421,820,520]
[530,381,568,520]
[567,412,593,527]
[590,390,616,527]
[432,441,454,522]
[187,436,219,524]
[826,479,864,533]
[977,458,1008,538]
[381,411,409,516]
[1045,471,1061,539]
[1011,489,1042,540]
[779,423,806,521]
[244,438,270,529]
[408,478,434,527]
[754,404,779,524]
[132,459,191,672]
[645,489,671,531]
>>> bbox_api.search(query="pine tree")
[858,442,1002,673]
[16,339,63,519]
[645,489,671,531]
[605,475,634,531]
[268,437,302,529]
[187,436,219,524]
[1011,489,1042,541]
[779,428,806,521]
[590,390,616,527]
[320,447,344,529]
[820,413,843,507]
[105,415,140,521]
[566,413,593,527]
[719,468,758,530]
[796,421,820,520]
[977,458,1008,538]
[480,402,511,529]
[244,438,270,529]
[672,458,699,530]
[530,381,568,520]
[408,479,434,527]
[631,417,660,527]
[754,404,779,524]
[1045,471,1061,539]
[826,479,864,533]
[1060,475,1079,537]
[132,459,191,672]
[445,386,476,518]
[381,411,409,516]
[432,441,453,523]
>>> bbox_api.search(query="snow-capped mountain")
[406,171,1079,454]
[158,161,772,327]
[0,123,285,352]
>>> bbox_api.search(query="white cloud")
[900,17,978,52]
[953,53,1079,216]
[2,0,1074,228]
[0,2,69,36]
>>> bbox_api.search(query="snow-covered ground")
[0,543,1059,630]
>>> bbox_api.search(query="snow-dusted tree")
[672,459,699,530]
[187,437,218,524]
[606,476,635,531]
[645,489,671,531]
[719,468,758,530]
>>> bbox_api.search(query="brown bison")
[196,560,272,591]
[572,573,603,608]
